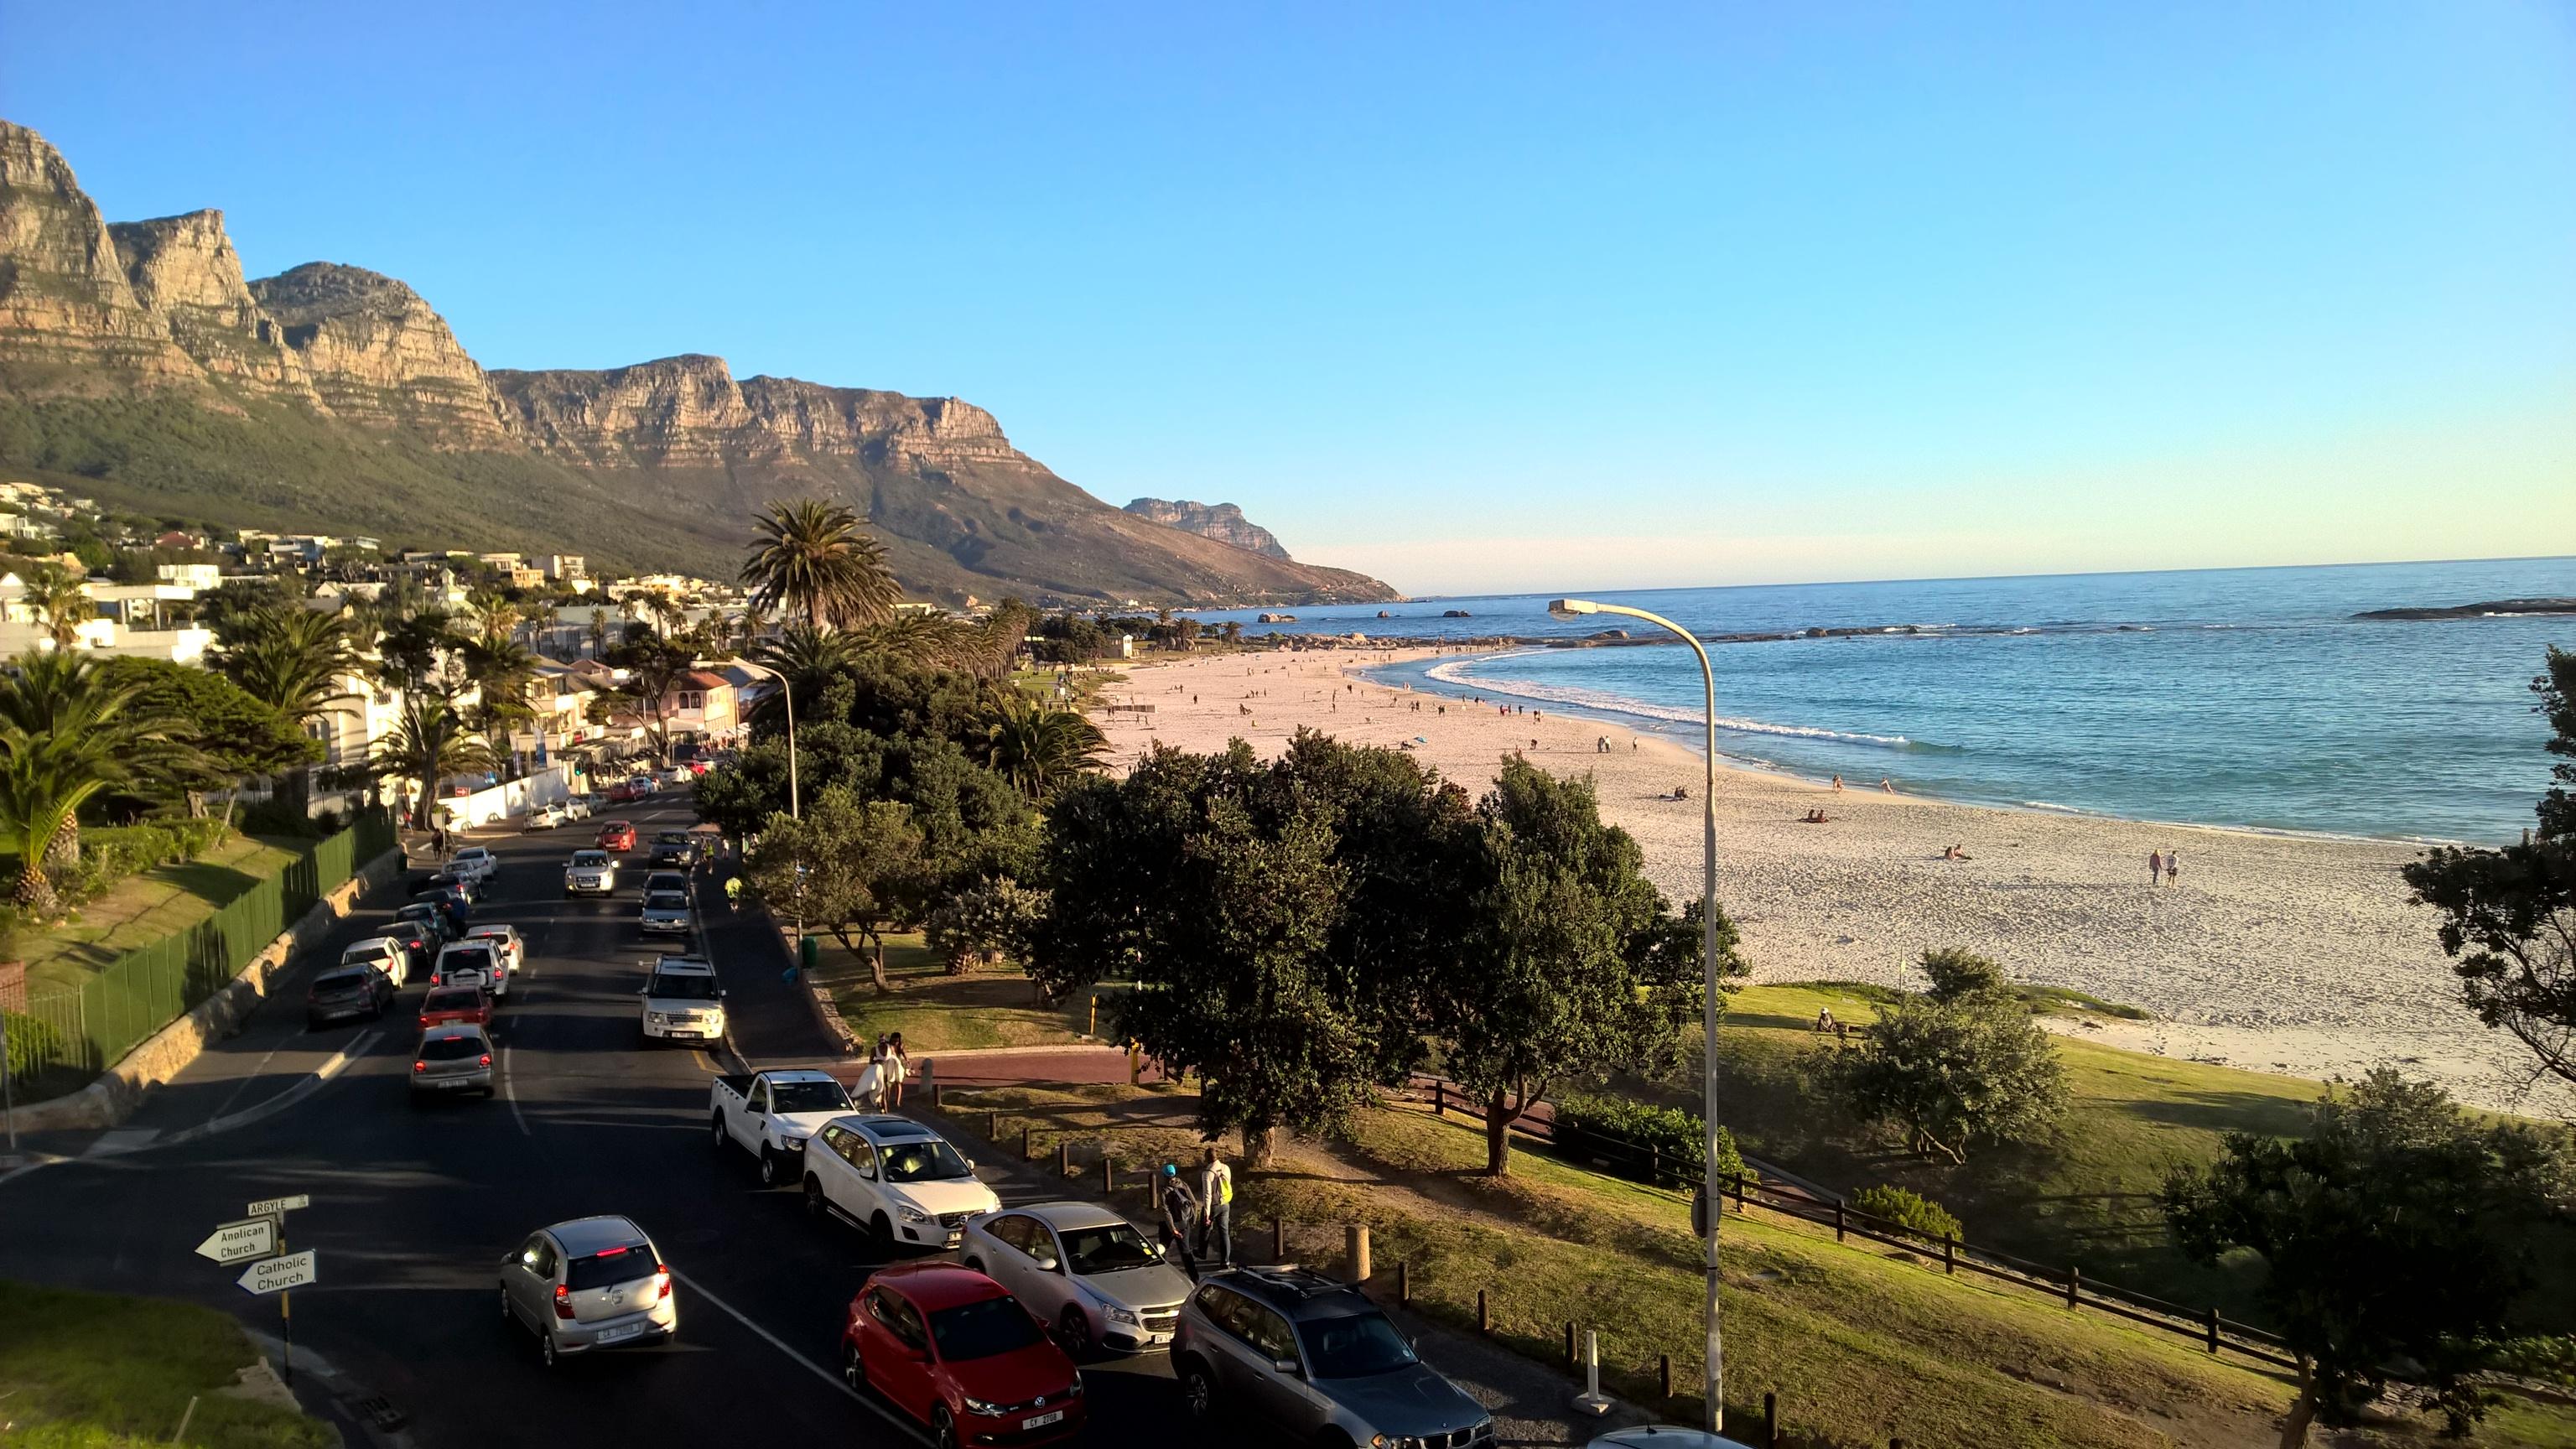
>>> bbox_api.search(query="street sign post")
[194,1218,278,1265]
[245,1194,310,1218]
[236,1250,316,1296]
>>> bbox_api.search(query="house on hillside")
[0,572,212,662]
[670,669,740,745]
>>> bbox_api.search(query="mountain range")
[0,120,1394,606]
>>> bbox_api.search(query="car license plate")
[670,1030,702,1040]
[438,1078,474,1090]
[596,1322,647,1344]
[1022,1410,1064,1430]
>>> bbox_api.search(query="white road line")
[501,1046,532,1138]
[666,1269,930,1445]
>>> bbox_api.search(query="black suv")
[647,833,699,868]
[1171,1266,1493,1446]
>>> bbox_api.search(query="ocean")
[1192,558,2576,843]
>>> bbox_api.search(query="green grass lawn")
[807,932,1101,1052]
[17,834,304,992]
[0,1280,334,1448]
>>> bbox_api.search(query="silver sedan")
[498,1215,678,1366]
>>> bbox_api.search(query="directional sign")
[194,1217,276,1265]
[245,1194,309,1218]
[237,1250,317,1296]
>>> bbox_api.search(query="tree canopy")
[1810,963,2067,1163]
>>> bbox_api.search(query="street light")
[1548,595,1726,1434]
[717,657,798,819]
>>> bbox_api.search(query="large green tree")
[742,786,927,993]
[1440,757,1722,1175]
[740,498,901,631]
[2405,647,2576,1093]
[1809,957,2068,1163]
[98,658,312,824]
[369,694,493,829]
[979,690,1109,800]
[2163,1070,2570,1446]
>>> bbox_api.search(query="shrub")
[1554,1092,1748,1188]
[1852,1183,1965,1244]
[3,1008,66,1080]
[1919,946,2005,1002]
[1807,990,2070,1163]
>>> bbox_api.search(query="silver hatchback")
[498,1215,678,1366]
[410,1023,495,1100]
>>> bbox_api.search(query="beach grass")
[0,1279,334,1449]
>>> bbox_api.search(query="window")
[879,1139,972,1183]
[991,1217,1036,1256]
[1198,1286,1255,1343]
[871,1289,929,1353]
[1059,1223,1161,1274]
[767,1080,850,1114]
[1301,1311,1417,1379]
[419,1035,485,1062]
[927,1296,1046,1362]
[566,1244,659,1291]
[847,1139,879,1177]
[819,1124,846,1156]
[1244,1305,1299,1365]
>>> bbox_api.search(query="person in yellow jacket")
[1197,1145,1234,1269]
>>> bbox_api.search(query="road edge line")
[666,1268,930,1445]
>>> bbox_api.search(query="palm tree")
[0,650,170,909]
[462,590,522,647]
[854,612,968,670]
[611,642,693,766]
[369,694,494,830]
[217,608,357,724]
[740,498,901,631]
[16,564,92,650]
[460,636,540,770]
[584,609,611,660]
[979,690,1108,799]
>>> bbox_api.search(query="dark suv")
[648,833,699,868]
[1171,1267,1493,1446]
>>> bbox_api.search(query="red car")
[607,781,642,803]
[597,821,637,852]
[418,985,492,1031]
[842,1265,1084,1446]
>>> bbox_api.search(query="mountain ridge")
[0,119,1394,606]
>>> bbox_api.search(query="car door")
[979,1215,1034,1298]
[866,1286,939,1420]
[1017,1221,1074,1321]
[506,1233,556,1327]
[842,1136,884,1223]
[1238,1300,1322,1431]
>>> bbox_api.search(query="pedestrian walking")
[884,1032,911,1109]
[1158,1165,1201,1280]
[1197,1145,1235,1269]
[2148,849,2163,886]
[2165,847,2180,886]
[724,875,743,912]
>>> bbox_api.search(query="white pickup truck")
[709,1069,857,1188]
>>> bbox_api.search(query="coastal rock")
[247,262,512,443]
[1443,609,1472,617]
[1123,498,1293,560]
[1258,612,1299,623]
[2353,598,2576,621]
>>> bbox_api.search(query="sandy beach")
[1091,647,2573,1119]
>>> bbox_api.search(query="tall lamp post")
[718,657,799,819]
[1548,596,1725,1433]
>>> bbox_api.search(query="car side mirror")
[1033,1254,1060,1273]
[1271,1358,1301,1376]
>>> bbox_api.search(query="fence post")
[1347,1225,1370,1284]
[1273,1218,1285,1261]
[2066,1264,2081,1308]
[1564,1319,1576,1364]
[1732,1171,1746,1213]
[2205,1306,2220,1353]
[1943,1233,1955,1275]
[1476,1288,1488,1332]
[1763,1390,1778,1447]
[1397,1261,1410,1305]
[1433,1080,1445,1116]
[1021,1124,1031,1160]
[987,1109,999,1140]
[1835,1201,1846,1241]
[934,1081,945,1109]
[1101,1155,1115,1195]
[1057,1140,1071,1176]
[1659,1353,1670,1402]
[1649,1143,1659,1187]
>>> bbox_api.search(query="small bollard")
[2066,1263,2081,1308]
[1571,1328,1612,1416]
[1763,1390,1778,1447]
[1272,1218,1285,1261]
[934,1081,946,1109]
[1943,1233,1956,1275]
[1658,1353,1671,1402]
[1835,1201,1846,1241]
[1101,1156,1116,1195]
[2205,1306,2220,1353]
[1397,1260,1410,1305]
[1057,1140,1071,1176]
[1346,1224,1370,1284]
[1564,1320,1576,1364]
[986,1110,999,1140]
[1021,1124,1031,1159]
[1476,1288,1488,1332]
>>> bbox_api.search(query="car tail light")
[412,1060,426,1073]
[418,1015,431,1028]
[656,1267,672,1301]
[554,1283,574,1320]
[478,1053,492,1067]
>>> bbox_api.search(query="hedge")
[1553,1091,1748,1188]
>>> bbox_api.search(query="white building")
[543,554,586,582]
[157,562,221,590]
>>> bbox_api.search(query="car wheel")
[962,1257,984,1276]
[841,1338,865,1393]
[539,1330,558,1368]
[1055,1303,1093,1360]
[757,1147,782,1187]
[869,1211,894,1250]
[932,1405,959,1449]
[803,1176,828,1218]
[1180,1358,1218,1419]
[712,1114,729,1150]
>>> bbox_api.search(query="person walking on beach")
[1832,774,1845,792]
[1197,1145,1235,1268]
[2148,849,2163,886]
[2165,848,2180,886]
[1158,1165,1201,1280]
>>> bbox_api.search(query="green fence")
[5,810,397,1098]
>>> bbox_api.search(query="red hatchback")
[418,985,491,1031]
[597,821,637,852]
[842,1265,1084,1446]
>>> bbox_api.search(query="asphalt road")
[0,797,1185,1446]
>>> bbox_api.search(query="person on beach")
[2148,849,2163,886]
[1880,778,1896,793]
[1832,774,1845,792]
[2166,848,2180,886]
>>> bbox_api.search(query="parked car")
[306,965,395,1030]
[1171,1266,1493,1445]
[380,918,442,977]
[597,821,638,852]
[639,890,693,937]
[410,1022,496,1100]
[566,794,600,820]
[423,870,486,905]
[959,1202,1194,1358]
[432,940,506,999]
[498,1215,678,1366]
[805,1114,1000,1249]
[418,984,493,1031]
[393,902,454,953]
[708,1067,850,1186]
[447,845,499,884]
[340,935,411,985]
[606,781,642,804]
[465,923,525,980]
[564,849,618,897]
[642,956,728,1048]
[642,870,691,897]
[627,773,659,795]
[411,886,471,933]
[1587,1431,1761,1449]
[841,1264,1085,1446]
[526,802,571,830]
[647,832,699,868]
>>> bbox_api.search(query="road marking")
[501,1047,532,1138]
[665,1270,929,1445]
[205,1036,293,1124]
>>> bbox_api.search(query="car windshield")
[570,851,609,866]
[565,1245,658,1290]
[766,1080,849,1114]
[1301,1310,1419,1379]
[649,974,719,1000]
[314,971,367,993]
[419,1034,484,1061]
[927,1296,1045,1361]
[880,1138,974,1183]
[1060,1223,1161,1274]
[425,989,481,1012]
[340,949,387,967]
[647,892,689,909]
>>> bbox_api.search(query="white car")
[465,924,524,990]
[566,795,598,821]
[564,849,617,897]
[433,939,506,999]
[525,803,570,830]
[340,935,411,985]
[708,1067,851,1186]
[448,845,499,883]
[802,1114,1000,1249]
[959,1201,1194,1357]
[641,957,725,1045]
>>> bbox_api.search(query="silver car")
[639,890,693,936]
[958,1200,1193,1357]
[498,1215,678,1366]
[410,1023,495,1100]
[1172,1266,1493,1445]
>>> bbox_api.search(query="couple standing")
[1156,1146,1236,1279]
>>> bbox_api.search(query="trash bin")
[800,935,819,974]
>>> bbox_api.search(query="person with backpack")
[1197,1145,1234,1269]
[1157,1164,1200,1280]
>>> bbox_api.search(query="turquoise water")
[1195,558,2576,842]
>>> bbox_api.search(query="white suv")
[564,849,617,897]
[638,957,724,1043]
[448,845,499,883]
[802,1114,1000,1249]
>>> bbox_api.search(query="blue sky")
[4,2,2570,594]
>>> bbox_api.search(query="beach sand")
[1091,647,2573,1119]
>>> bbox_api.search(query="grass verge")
[807,932,1096,1052]
[0,1280,334,1448]
[18,834,304,991]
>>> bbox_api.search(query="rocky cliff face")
[107,210,314,392]
[0,123,205,388]
[1124,498,1293,559]
[248,262,510,443]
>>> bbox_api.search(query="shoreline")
[1089,646,2573,1119]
